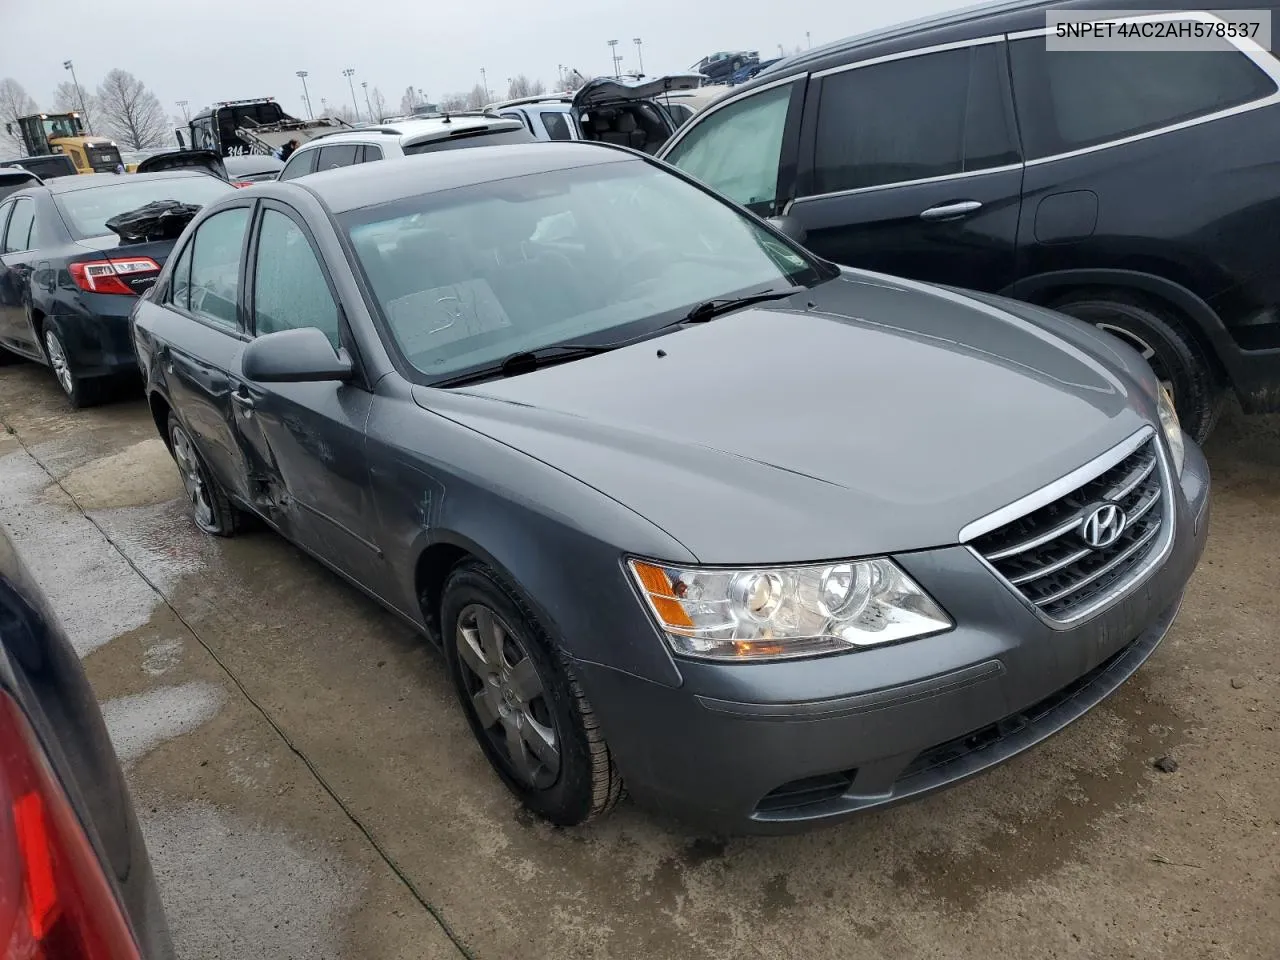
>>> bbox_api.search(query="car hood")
[412,271,1154,564]
[571,74,704,111]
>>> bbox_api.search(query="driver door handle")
[231,386,255,416]
[919,200,983,222]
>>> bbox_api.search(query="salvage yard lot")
[0,364,1277,960]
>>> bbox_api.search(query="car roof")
[302,114,523,148]
[41,170,214,194]
[742,0,1171,90]
[290,142,633,214]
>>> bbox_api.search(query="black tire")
[166,414,246,537]
[1050,290,1224,443]
[441,561,622,826]
[40,317,105,409]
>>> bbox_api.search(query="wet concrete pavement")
[1,364,1277,959]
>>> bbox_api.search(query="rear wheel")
[1050,290,1224,442]
[167,415,245,537]
[441,561,622,826]
[41,319,104,409]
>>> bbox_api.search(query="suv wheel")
[441,561,623,826]
[1050,291,1224,442]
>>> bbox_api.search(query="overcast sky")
[6,0,966,119]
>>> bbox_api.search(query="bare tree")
[0,78,39,156]
[96,69,168,149]
[52,80,96,132]
[370,87,389,122]
[438,91,469,112]
[464,84,489,110]
[398,85,417,116]
[561,69,591,93]
[505,75,546,100]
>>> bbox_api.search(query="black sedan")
[0,526,174,956]
[131,144,1206,832]
[0,171,233,407]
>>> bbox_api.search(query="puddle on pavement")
[138,798,362,960]
[88,498,214,595]
[57,437,182,510]
[0,449,164,657]
[100,681,227,765]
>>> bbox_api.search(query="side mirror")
[767,215,807,245]
[241,328,353,383]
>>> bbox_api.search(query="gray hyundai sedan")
[129,143,1209,833]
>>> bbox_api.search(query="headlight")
[1156,382,1185,475]
[628,557,952,662]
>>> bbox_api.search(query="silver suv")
[277,115,534,180]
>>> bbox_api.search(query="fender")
[1001,268,1246,386]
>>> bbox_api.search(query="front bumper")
[577,438,1211,835]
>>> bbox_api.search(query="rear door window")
[811,43,1018,195]
[2,199,36,253]
[541,112,573,140]
[279,148,319,181]
[187,208,250,329]
[316,144,360,170]
[361,144,384,163]
[1010,36,1277,158]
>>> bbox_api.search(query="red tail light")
[232,181,254,188]
[68,258,160,296]
[0,693,142,959]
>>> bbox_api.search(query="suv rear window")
[1010,36,1276,159]
[812,43,1019,194]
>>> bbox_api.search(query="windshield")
[54,175,234,239]
[340,158,826,382]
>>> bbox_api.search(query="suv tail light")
[232,181,254,188]
[68,259,160,296]
[0,692,142,959]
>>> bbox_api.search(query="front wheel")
[1051,291,1224,442]
[441,562,622,826]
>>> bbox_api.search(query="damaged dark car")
[0,168,233,407]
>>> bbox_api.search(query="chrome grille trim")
[962,428,1176,628]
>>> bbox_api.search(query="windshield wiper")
[671,286,808,327]
[431,343,619,387]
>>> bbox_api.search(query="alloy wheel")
[170,425,216,532]
[455,603,561,790]
[43,329,74,396]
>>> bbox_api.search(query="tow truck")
[175,97,352,158]
[5,112,124,174]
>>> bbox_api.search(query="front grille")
[972,436,1167,622]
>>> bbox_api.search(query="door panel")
[790,40,1023,290]
[0,199,38,352]
[149,205,254,498]
[238,202,382,585]
[790,168,1024,290]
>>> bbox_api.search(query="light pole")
[176,99,189,122]
[633,38,644,76]
[480,68,490,103]
[806,31,812,48]
[343,68,360,122]
[320,97,328,117]
[62,60,91,133]
[361,80,373,122]
[607,39,621,78]
[295,70,313,119]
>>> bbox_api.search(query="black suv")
[658,0,1280,440]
